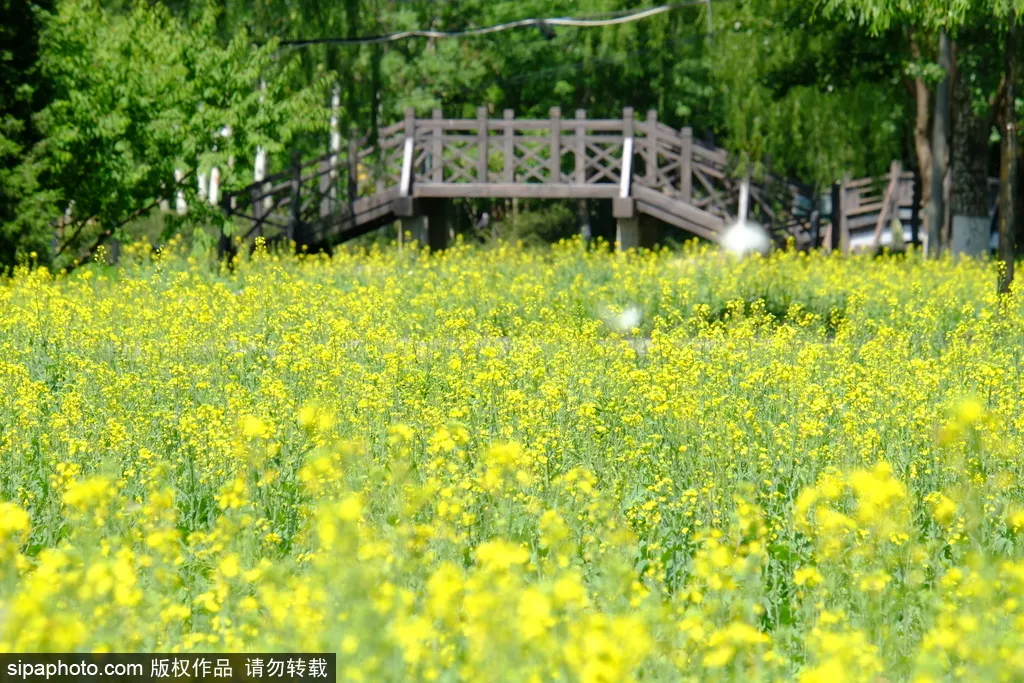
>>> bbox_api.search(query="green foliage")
[11,0,328,269]
[711,0,907,185]
[0,0,55,269]
[490,202,578,246]
[823,0,1024,33]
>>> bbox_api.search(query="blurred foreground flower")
[937,397,986,445]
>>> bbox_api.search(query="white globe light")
[615,306,643,332]
[721,219,771,257]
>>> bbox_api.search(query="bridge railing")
[823,162,922,252]
[388,107,813,237]
[383,107,635,194]
[382,107,729,197]
[223,136,382,245]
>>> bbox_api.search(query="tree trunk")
[928,30,952,257]
[910,35,933,243]
[950,48,993,257]
[999,18,1018,294]
[1017,140,1024,252]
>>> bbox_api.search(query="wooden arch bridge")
[221,107,908,252]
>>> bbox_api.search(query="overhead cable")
[279,2,705,47]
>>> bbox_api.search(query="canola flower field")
[2,238,1024,682]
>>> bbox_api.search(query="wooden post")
[503,109,515,183]
[217,193,234,261]
[423,199,449,251]
[432,109,443,183]
[639,214,663,247]
[810,187,821,248]
[319,158,332,219]
[347,127,358,205]
[680,127,693,202]
[616,217,640,251]
[549,106,561,183]
[840,174,851,254]
[644,109,657,184]
[872,160,901,249]
[830,181,842,253]
[911,167,922,246]
[575,109,586,184]
[891,165,904,234]
[217,228,232,261]
[250,185,267,238]
[402,215,427,246]
[477,106,489,183]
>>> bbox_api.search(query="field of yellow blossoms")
[2,237,1024,681]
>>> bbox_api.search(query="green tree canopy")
[3,0,327,269]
